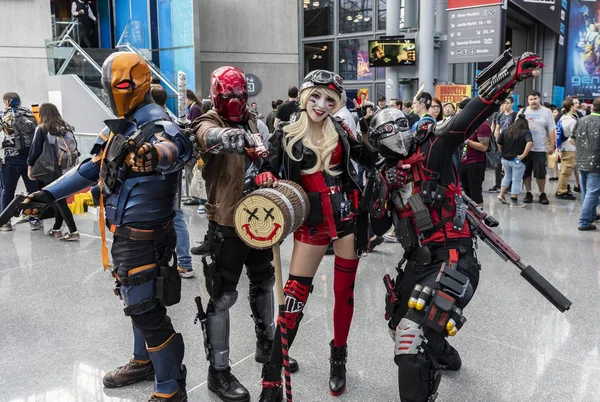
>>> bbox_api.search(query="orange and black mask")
[101,52,152,117]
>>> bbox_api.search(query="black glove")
[23,190,55,215]
[221,128,255,154]
[384,163,410,190]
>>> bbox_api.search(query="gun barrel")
[520,265,572,312]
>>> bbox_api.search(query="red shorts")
[294,218,354,246]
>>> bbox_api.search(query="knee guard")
[394,318,442,402]
[249,275,276,341]
[147,332,185,398]
[278,280,311,330]
[205,290,238,370]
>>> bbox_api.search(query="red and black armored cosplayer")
[365,50,545,401]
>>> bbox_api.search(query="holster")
[396,217,420,252]
[202,227,224,299]
[155,245,181,307]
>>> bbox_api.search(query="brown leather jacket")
[193,110,259,227]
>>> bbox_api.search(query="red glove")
[255,172,278,188]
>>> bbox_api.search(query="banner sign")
[565,0,600,99]
[436,84,473,104]
[448,0,502,9]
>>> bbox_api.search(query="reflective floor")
[1,176,599,402]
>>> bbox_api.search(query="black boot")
[103,359,155,388]
[438,343,462,371]
[148,370,187,401]
[258,364,283,402]
[328,340,347,396]
[207,366,250,402]
[255,336,299,373]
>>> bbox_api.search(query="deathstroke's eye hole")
[263,208,275,220]
[115,80,134,90]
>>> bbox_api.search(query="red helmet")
[210,66,249,123]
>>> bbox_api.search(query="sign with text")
[448,0,502,9]
[246,74,262,96]
[435,84,472,104]
[448,5,502,63]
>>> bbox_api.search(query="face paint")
[306,90,336,123]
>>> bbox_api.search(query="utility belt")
[110,220,174,241]
[384,245,470,338]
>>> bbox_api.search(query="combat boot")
[103,359,154,388]
[438,343,462,371]
[258,364,283,402]
[254,333,299,373]
[207,366,250,402]
[328,340,347,396]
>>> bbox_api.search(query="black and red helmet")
[210,66,249,123]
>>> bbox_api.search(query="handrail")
[58,18,79,42]
[119,44,177,94]
[47,36,103,75]
[116,20,132,48]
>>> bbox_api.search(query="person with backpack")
[556,97,578,200]
[489,96,517,192]
[496,114,534,207]
[0,92,41,231]
[26,103,80,240]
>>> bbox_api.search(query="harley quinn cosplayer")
[255,70,376,401]
[365,50,544,402]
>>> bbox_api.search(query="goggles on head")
[300,70,344,95]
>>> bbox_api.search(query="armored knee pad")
[205,291,238,370]
[394,318,442,402]
[249,275,276,341]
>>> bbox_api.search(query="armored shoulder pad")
[90,126,111,155]
[154,120,182,139]
[433,115,454,137]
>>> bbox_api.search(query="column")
[436,0,449,83]
[418,0,435,94]
[385,0,401,102]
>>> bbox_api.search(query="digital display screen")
[368,39,417,67]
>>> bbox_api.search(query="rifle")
[194,296,212,361]
[0,194,48,227]
[462,193,572,313]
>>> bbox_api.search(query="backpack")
[47,128,80,171]
[11,109,37,155]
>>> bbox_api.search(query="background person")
[556,97,578,200]
[489,96,517,193]
[429,97,443,122]
[0,92,40,231]
[26,103,80,240]
[443,102,456,119]
[71,0,96,47]
[520,90,556,204]
[569,98,600,230]
[274,86,299,128]
[496,114,533,207]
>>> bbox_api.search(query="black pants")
[460,162,486,204]
[39,180,77,233]
[111,230,177,347]
[207,221,273,294]
[494,163,502,188]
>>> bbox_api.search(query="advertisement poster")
[368,39,417,67]
[435,84,472,104]
[356,50,373,81]
[565,0,600,99]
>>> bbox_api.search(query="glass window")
[304,41,334,76]
[303,0,333,37]
[339,0,373,34]
[378,0,386,31]
[378,0,404,31]
[339,38,373,81]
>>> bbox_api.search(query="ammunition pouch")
[396,217,420,251]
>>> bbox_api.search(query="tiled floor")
[1,177,599,402]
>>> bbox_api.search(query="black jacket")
[261,116,375,189]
